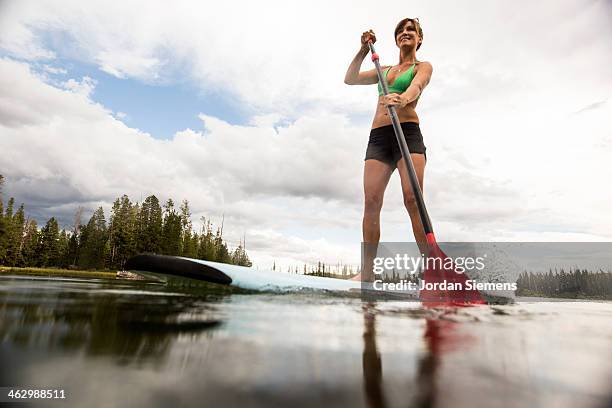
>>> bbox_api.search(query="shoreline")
[0,266,117,279]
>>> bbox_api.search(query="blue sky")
[23,52,252,139]
[90,69,251,138]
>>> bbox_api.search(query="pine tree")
[179,200,197,258]
[69,207,84,266]
[197,217,217,261]
[5,197,14,220]
[137,195,162,253]
[5,204,26,266]
[57,230,70,268]
[21,219,40,267]
[0,175,6,263]
[214,227,231,263]
[161,199,182,255]
[108,195,137,268]
[39,217,60,267]
[66,231,79,268]
[0,197,15,265]
[231,243,252,267]
[79,207,108,269]
[0,199,25,266]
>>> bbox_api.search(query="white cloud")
[2,0,610,114]
[95,50,163,80]
[43,64,67,75]
[62,76,97,97]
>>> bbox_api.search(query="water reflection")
[361,303,388,408]
[412,319,458,408]
[0,276,224,363]
[360,302,474,408]
[2,275,612,408]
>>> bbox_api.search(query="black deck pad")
[125,254,233,285]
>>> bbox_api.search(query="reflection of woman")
[360,305,446,408]
[414,319,442,407]
[361,304,387,408]
[359,302,473,408]
[345,19,433,281]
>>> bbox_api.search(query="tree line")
[283,261,359,277]
[516,268,612,299]
[0,175,251,270]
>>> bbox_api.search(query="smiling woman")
[394,18,424,50]
[344,18,433,281]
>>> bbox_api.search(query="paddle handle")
[368,42,434,238]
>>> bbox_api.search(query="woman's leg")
[396,154,427,255]
[352,159,393,281]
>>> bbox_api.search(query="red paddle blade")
[420,243,486,306]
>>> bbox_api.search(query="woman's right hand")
[360,30,376,50]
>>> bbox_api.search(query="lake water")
[1,274,611,408]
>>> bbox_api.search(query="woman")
[344,18,433,281]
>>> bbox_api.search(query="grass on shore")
[0,266,116,279]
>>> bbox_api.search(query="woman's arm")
[399,62,433,104]
[344,30,381,85]
[344,47,380,85]
[381,62,433,107]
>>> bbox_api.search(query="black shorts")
[364,122,426,169]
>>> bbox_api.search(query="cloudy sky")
[0,0,611,270]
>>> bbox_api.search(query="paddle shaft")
[368,43,434,238]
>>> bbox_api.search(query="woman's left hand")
[381,94,407,108]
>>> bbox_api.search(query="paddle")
[367,42,485,306]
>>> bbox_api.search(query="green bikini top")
[378,63,417,96]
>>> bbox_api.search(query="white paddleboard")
[125,254,419,299]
